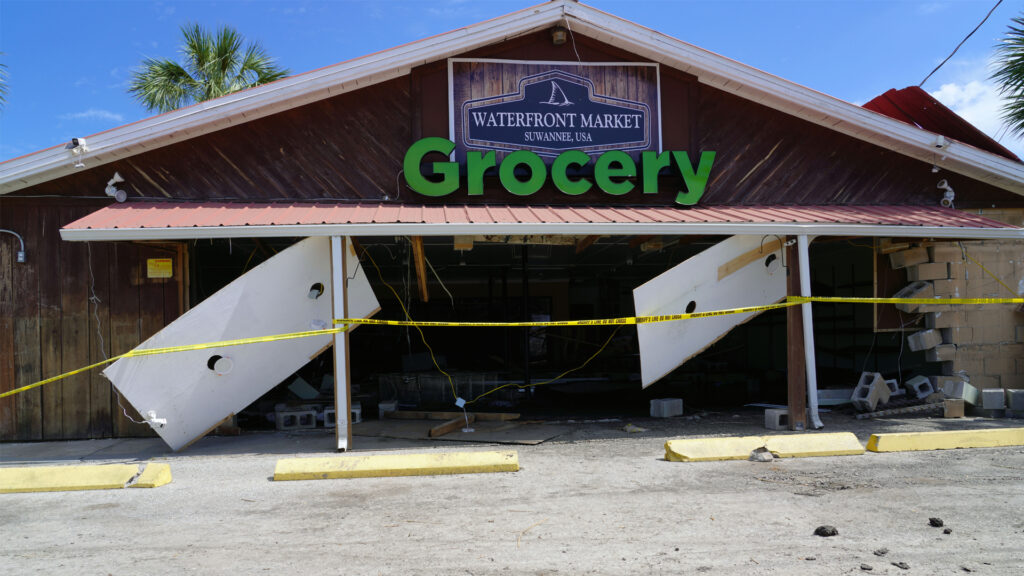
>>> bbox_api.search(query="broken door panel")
[103,237,379,451]
[633,235,786,388]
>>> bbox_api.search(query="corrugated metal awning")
[60,201,1024,241]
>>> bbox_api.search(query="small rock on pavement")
[749,447,774,462]
[892,561,911,570]
[944,527,953,534]
[929,517,944,527]
[873,548,889,556]
[860,564,873,571]
[814,525,838,537]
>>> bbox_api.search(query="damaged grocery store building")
[2,0,1023,450]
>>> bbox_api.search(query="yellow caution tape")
[4,295,1023,400]
[0,327,349,400]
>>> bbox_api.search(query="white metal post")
[330,236,352,451]
[797,235,824,429]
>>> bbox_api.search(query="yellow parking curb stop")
[665,432,865,462]
[130,463,173,488]
[274,450,519,481]
[0,464,141,494]
[867,428,1024,452]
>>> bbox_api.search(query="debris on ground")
[944,528,953,535]
[749,447,774,462]
[929,517,944,527]
[622,424,648,433]
[892,561,911,570]
[814,525,838,537]
[873,548,889,556]
[860,563,873,571]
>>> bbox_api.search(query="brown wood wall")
[0,198,183,441]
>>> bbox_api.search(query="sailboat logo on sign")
[542,81,574,107]
[461,69,651,156]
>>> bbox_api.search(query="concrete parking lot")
[2,412,1023,575]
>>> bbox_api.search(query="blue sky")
[2,0,1023,161]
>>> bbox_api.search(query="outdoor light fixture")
[551,25,568,45]
[937,179,955,208]
[0,228,27,263]
[66,137,88,168]
[105,172,128,203]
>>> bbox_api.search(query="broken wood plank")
[383,410,520,422]
[410,236,429,302]
[717,237,782,281]
[855,402,943,420]
[575,235,599,254]
[429,414,475,438]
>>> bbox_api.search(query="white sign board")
[104,237,379,451]
[633,235,786,388]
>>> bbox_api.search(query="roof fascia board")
[561,5,1024,195]
[0,3,565,194]
[59,222,1024,242]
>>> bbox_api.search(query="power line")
[919,0,1003,87]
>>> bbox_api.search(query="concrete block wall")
[887,227,1024,393]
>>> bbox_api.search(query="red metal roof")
[864,87,1020,162]
[63,201,1015,232]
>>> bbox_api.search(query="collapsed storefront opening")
[3,1,1023,447]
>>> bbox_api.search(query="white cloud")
[58,108,125,122]
[929,67,1024,158]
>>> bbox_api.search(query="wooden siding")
[0,198,182,441]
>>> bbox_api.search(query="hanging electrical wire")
[919,0,1003,87]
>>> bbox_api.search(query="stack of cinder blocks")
[888,238,1024,410]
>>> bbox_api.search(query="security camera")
[65,137,87,150]
[934,135,949,149]
[937,179,955,208]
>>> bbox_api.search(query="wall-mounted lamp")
[937,179,955,208]
[0,228,27,263]
[551,25,568,46]
[105,172,128,203]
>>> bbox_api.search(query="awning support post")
[798,234,824,429]
[785,238,807,430]
[330,236,353,451]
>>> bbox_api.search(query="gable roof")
[2,0,1023,196]
[864,86,1019,162]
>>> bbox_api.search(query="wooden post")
[410,236,429,302]
[786,239,807,430]
[330,236,352,451]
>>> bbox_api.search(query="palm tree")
[992,14,1024,137]
[0,53,9,111]
[129,24,289,113]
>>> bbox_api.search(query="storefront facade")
[2,1,1023,447]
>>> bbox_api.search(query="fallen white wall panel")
[103,237,379,451]
[633,235,786,388]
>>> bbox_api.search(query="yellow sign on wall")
[147,258,173,279]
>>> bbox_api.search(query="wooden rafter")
[410,236,429,302]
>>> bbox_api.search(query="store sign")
[462,70,649,154]
[451,60,660,161]
[403,137,716,206]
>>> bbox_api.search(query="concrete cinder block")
[931,278,965,297]
[894,281,935,313]
[944,398,965,418]
[851,372,890,412]
[926,344,956,363]
[890,247,929,269]
[940,326,973,345]
[1017,325,1024,343]
[885,379,906,397]
[982,388,1007,410]
[928,244,962,263]
[926,310,965,330]
[905,375,935,400]
[275,408,317,431]
[908,329,943,352]
[323,408,336,428]
[941,378,979,406]
[764,408,789,430]
[1007,389,1024,411]
[908,262,950,281]
[650,398,683,418]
